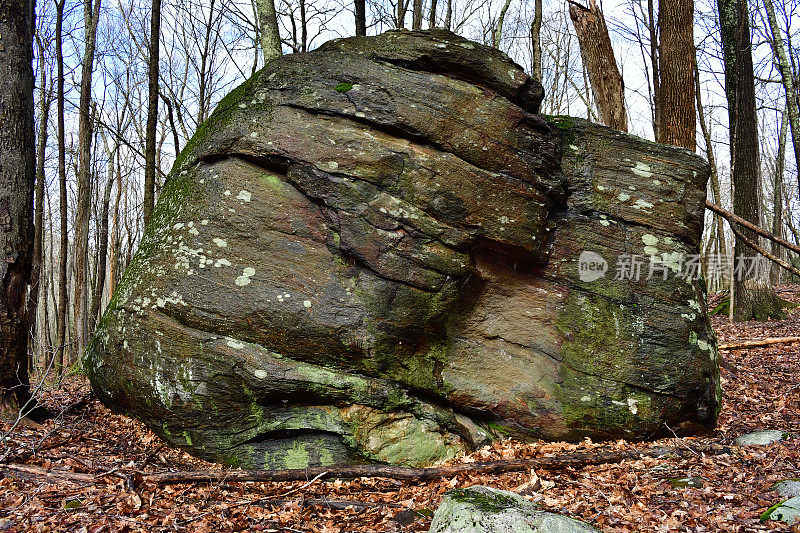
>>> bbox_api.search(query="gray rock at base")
[774,480,800,500]
[762,496,800,525]
[428,486,599,533]
[734,430,788,446]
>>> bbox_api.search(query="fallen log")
[146,443,732,484]
[718,337,800,350]
[0,463,94,484]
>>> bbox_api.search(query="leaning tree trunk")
[568,0,627,131]
[718,0,783,321]
[763,0,800,197]
[657,0,695,150]
[0,0,43,420]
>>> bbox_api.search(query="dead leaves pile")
[4,286,800,531]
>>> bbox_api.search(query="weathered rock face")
[85,29,721,469]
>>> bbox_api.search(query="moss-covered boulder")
[85,29,720,469]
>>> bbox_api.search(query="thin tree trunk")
[89,176,113,329]
[763,0,800,196]
[355,0,366,35]
[695,59,727,262]
[257,0,282,63]
[657,0,695,150]
[72,0,101,359]
[492,0,512,48]
[443,0,451,30]
[771,109,788,284]
[54,0,67,377]
[648,0,660,140]
[569,0,628,131]
[0,0,43,420]
[428,0,436,28]
[143,0,160,227]
[27,36,49,362]
[530,0,542,81]
[397,0,409,28]
[412,0,423,29]
[718,0,781,320]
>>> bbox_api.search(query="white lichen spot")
[632,162,653,178]
[173,222,185,230]
[188,227,199,235]
[688,300,702,312]
[224,190,231,196]
[632,199,654,211]
[237,190,252,202]
[201,219,209,225]
[227,339,244,349]
[254,369,268,379]
[214,258,231,267]
[697,339,711,352]
[213,238,227,248]
[618,193,631,202]
[653,180,661,186]
[234,267,256,287]
[327,161,339,171]
[303,300,312,308]
[641,234,659,247]
[597,185,606,191]
[627,398,639,415]
[250,131,259,137]
[580,395,592,402]
[600,220,610,227]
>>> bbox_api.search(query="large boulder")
[85,29,721,469]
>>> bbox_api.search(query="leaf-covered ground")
[3,285,800,532]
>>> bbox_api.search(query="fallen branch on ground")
[718,337,800,350]
[146,443,732,484]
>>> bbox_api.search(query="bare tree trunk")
[443,0,451,30]
[428,0,436,28]
[72,0,101,360]
[771,109,788,284]
[569,0,628,131]
[657,0,695,150]
[143,0,160,228]
[257,0,282,63]
[647,0,660,140]
[695,59,727,262]
[355,0,366,34]
[763,0,800,197]
[89,176,113,329]
[718,0,782,321]
[530,0,542,81]
[492,0,512,48]
[27,35,49,363]
[0,0,44,420]
[397,0,409,28]
[412,0,423,29]
[55,0,67,377]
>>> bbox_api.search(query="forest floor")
[3,287,800,532]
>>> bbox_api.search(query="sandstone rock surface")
[86,29,721,469]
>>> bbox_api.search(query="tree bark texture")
[0,0,37,417]
[143,0,160,227]
[657,0,695,150]
[568,0,627,131]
